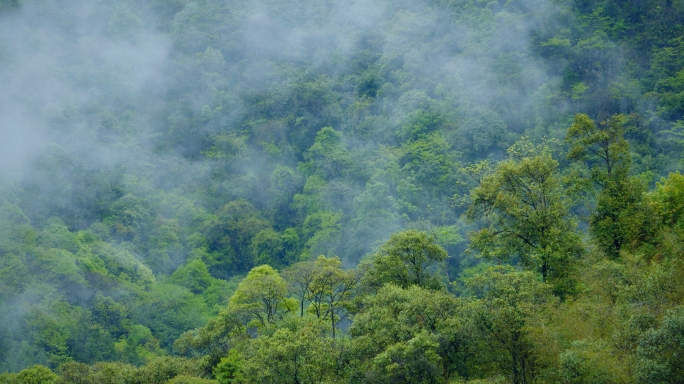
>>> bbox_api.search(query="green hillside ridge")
[0,0,683,382]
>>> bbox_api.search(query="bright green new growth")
[228,265,294,328]
[362,229,448,291]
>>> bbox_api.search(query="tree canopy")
[2,0,684,382]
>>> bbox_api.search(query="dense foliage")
[1,0,684,382]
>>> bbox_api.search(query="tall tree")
[566,114,647,258]
[466,139,583,294]
[282,261,316,317]
[307,256,356,338]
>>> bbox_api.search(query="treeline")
[0,0,683,382]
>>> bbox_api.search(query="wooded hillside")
[0,0,683,382]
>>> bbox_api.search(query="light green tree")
[307,256,357,338]
[362,230,448,291]
[239,320,339,384]
[213,349,244,384]
[350,284,474,383]
[228,265,294,328]
[466,139,583,294]
[282,260,317,317]
[0,365,58,384]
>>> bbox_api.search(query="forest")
[0,0,683,382]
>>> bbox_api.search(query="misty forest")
[1,0,684,382]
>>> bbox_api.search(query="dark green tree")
[566,114,647,258]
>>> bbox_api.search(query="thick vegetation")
[1,0,684,382]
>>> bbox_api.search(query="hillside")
[1,0,684,382]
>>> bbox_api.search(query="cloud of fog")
[0,0,171,178]
[0,0,573,267]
